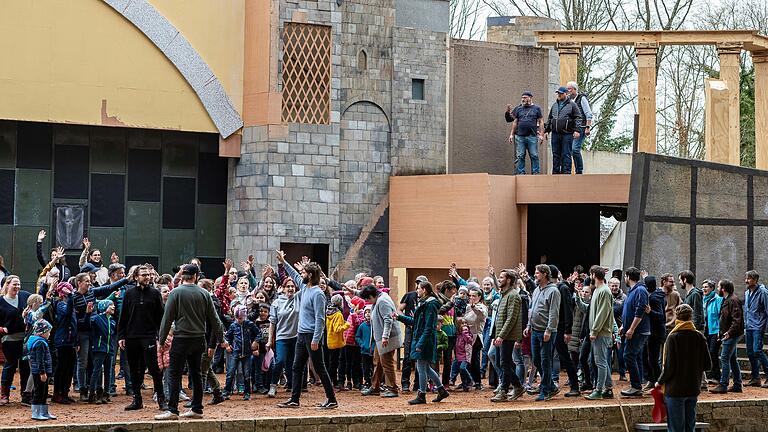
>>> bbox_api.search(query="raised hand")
[300,256,310,266]
[275,250,286,264]
[488,265,495,276]
[54,246,65,262]
[110,252,119,264]
[240,261,251,272]
[37,230,46,242]
[294,261,305,272]
[223,258,233,273]
[82,237,91,250]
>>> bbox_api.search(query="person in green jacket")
[586,265,615,400]
[395,281,451,405]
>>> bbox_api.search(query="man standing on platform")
[566,81,593,174]
[506,91,544,175]
[544,86,582,174]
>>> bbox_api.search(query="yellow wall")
[0,0,244,133]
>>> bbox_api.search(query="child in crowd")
[224,305,259,400]
[454,287,469,318]
[454,320,474,391]
[28,319,55,421]
[343,301,364,390]
[432,319,448,392]
[252,303,272,395]
[53,281,78,405]
[89,299,115,404]
[355,306,374,389]
[326,294,350,389]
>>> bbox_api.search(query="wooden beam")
[636,43,658,154]
[535,30,768,51]
[717,42,743,166]
[704,79,730,164]
[557,42,581,86]
[755,51,768,170]
[515,174,630,204]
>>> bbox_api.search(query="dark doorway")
[526,204,600,277]
[280,242,330,275]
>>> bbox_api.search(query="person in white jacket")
[462,283,488,389]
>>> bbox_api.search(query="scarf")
[703,290,716,306]
[659,319,697,393]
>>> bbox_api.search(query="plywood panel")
[389,174,491,269]
[489,175,520,269]
[515,174,629,204]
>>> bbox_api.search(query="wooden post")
[755,51,768,170]
[717,42,743,166]
[557,42,581,86]
[704,79,730,164]
[635,42,658,154]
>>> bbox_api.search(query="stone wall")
[8,399,768,432]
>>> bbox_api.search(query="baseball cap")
[522,91,533,97]
[181,264,200,276]
[555,86,568,94]
[415,275,428,284]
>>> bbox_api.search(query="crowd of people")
[0,232,765,431]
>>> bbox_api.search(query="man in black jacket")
[117,265,166,411]
[544,87,583,174]
[655,304,710,432]
[548,265,580,397]
[36,230,71,281]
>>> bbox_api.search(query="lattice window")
[282,23,331,125]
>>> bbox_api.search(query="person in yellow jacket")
[326,294,350,389]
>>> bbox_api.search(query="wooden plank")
[704,80,730,164]
[718,43,742,165]
[535,30,768,51]
[515,174,630,204]
[755,52,768,170]
[637,45,657,154]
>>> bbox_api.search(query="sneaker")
[620,387,643,397]
[267,384,277,398]
[361,387,380,396]
[534,394,546,402]
[179,391,190,401]
[180,409,203,419]
[585,390,603,400]
[728,385,743,393]
[277,400,300,408]
[602,389,615,399]
[380,389,399,398]
[580,384,594,392]
[564,389,581,397]
[545,387,560,401]
[709,385,728,394]
[243,394,250,401]
[490,392,508,403]
[642,382,655,392]
[316,400,338,410]
[154,411,179,421]
[747,378,761,387]
[762,379,768,389]
[401,386,411,394]
[507,385,525,401]
[526,386,539,395]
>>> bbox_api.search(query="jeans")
[415,359,443,394]
[54,346,76,397]
[515,135,540,174]
[76,333,90,390]
[125,338,164,401]
[552,332,579,391]
[469,337,482,384]
[441,335,456,385]
[579,337,593,387]
[344,345,361,387]
[290,333,335,403]
[361,354,373,387]
[550,132,574,174]
[328,348,342,386]
[745,329,768,379]
[401,328,418,389]
[623,333,648,389]
[646,334,664,383]
[613,336,626,377]
[1,340,30,391]
[706,333,721,382]
[119,347,132,391]
[592,336,612,391]
[571,129,585,174]
[499,340,522,390]
[108,338,118,393]
[481,318,492,375]
[251,351,271,390]
[458,360,472,386]
[225,355,251,395]
[89,352,113,392]
[271,338,296,387]
[531,330,556,396]
[512,344,529,385]
[488,344,503,385]
[665,395,698,432]
[167,336,205,415]
[719,336,742,387]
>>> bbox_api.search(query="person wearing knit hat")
[89,298,116,404]
[28,319,55,420]
[97,299,114,315]
[222,302,259,401]
[55,281,73,298]
[358,277,375,288]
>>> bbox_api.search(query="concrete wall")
[625,152,767,291]
[0,0,244,133]
[582,150,633,174]
[448,40,550,175]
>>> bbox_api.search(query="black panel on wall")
[54,145,90,199]
[125,255,159,271]
[17,122,52,169]
[197,153,228,205]
[163,177,196,229]
[63,254,81,279]
[127,149,161,202]
[199,257,224,280]
[91,174,125,227]
[0,170,15,224]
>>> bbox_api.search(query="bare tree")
[451,0,486,40]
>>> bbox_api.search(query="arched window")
[357,49,367,71]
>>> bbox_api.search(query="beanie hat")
[33,319,53,336]
[234,304,247,320]
[97,299,113,314]
[331,294,344,307]
[55,281,73,297]
[457,286,469,294]
[358,277,374,287]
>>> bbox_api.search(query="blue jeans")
[480,318,491,375]
[613,336,626,377]
[225,355,251,395]
[719,336,742,387]
[531,330,556,396]
[623,333,648,389]
[515,135,540,174]
[592,336,612,391]
[571,129,585,174]
[108,337,118,393]
[415,359,443,394]
[487,344,503,385]
[550,132,574,174]
[89,352,113,392]
[665,395,698,432]
[745,329,768,379]
[76,333,91,390]
[458,360,472,386]
[271,338,296,387]
[512,344,529,384]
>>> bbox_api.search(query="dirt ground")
[0,372,762,426]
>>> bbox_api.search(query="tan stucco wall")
[0,0,243,133]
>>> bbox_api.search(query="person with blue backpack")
[89,299,116,404]
[355,306,374,389]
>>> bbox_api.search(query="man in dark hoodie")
[619,267,649,397]
[548,265,580,397]
[544,86,583,174]
[643,276,666,392]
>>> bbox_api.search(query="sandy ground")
[0,372,762,426]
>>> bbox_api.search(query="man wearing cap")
[507,91,544,175]
[544,86,583,174]
[566,81,593,174]
[155,264,223,420]
[398,275,427,392]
